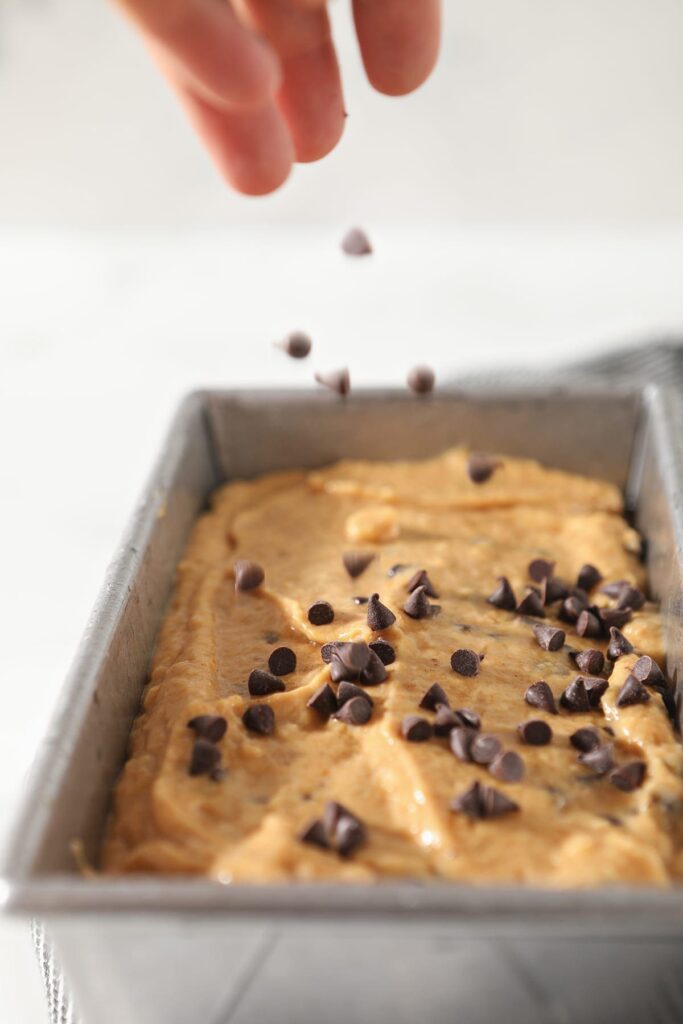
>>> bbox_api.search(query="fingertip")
[277,43,346,163]
[353,0,441,97]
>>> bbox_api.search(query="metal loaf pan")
[2,387,683,1024]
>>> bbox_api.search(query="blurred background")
[2,1,683,1020]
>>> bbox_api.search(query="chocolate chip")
[449,726,477,761]
[516,589,546,618]
[334,695,372,725]
[455,707,481,730]
[599,607,632,631]
[188,738,222,777]
[560,676,591,712]
[341,227,372,256]
[268,647,297,676]
[407,365,435,394]
[450,648,481,677]
[583,675,609,707]
[601,580,629,598]
[406,569,439,598]
[577,564,603,591]
[307,683,338,719]
[576,609,602,638]
[541,576,571,605]
[489,750,525,782]
[532,623,565,651]
[571,648,605,675]
[578,744,615,775]
[299,818,329,849]
[387,563,408,577]
[320,642,340,663]
[529,558,555,582]
[451,781,519,820]
[308,600,335,626]
[242,704,275,735]
[487,576,517,611]
[470,733,503,765]
[606,627,633,661]
[559,594,587,623]
[632,655,666,688]
[234,559,264,592]
[570,727,602,752]
[359,650,389,685]
[315,369,350,396]
[518,719,553,745]
[403,585,439,620]
[419,682,449,711]
[247,669,285,697]
[467,453,500,484]
[328,642,372,682]
[187,715,227,743]
[342,551,375,579]
[367,593,396,631]
[616,585,645,611]
[324,801,368,856]
[609,761,646,791]
[353,596,369,605]
[275,331,311,359]
[369,638,395,666]
[337,681,374,708]
[401,715,433,742]
[524,680,557,715]
[616,674,651,708]
[434,704,461,736]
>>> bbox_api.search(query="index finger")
[352,0,441,96]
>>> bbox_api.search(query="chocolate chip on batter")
[615,585,645,611]
[601,579,629,598]
[528,558,555,582]
[342,550,375,579]
[367,593,396,631]
[308,600,335,626]
[406,569,439,598]
[631,655,666,688]
[577,564,603,592]
[248,669,285,697]
[189,738,222,777]
[487,576,517,611]
[559,594,587,623]
[570,648,605,675]
[307,683,338,720]
[242,704,275,735]
[541,576,571,605]
[299,818,329,850]
[369,638,396,665]
[434,704,461,736]
[615,674,651,708]
[524,681,558,715]
[419,682,450,711]
[407,365,436,394]
[455,707,482,730]
[401,715,433,742]
[187,715,227,743]
[234,559,265,592]
[268,646,297,676]
[560,676,591,712]
[467,453,500,484]
[606,627,634,661]
[576,609,602,638]
[451,780,519,820]
[337,681,375,708]
[334,695,373,726]
[582,675,609,708]
[450,648,481,677]
[532,623,566,651]
[470,733,503,765]
[609,761,646,791]
[578,744,615,775]
[569,727,602,752]
[320,642,340,663]
[518,719,553,746]
[449,726,477,761]
[403,585,439,619]
[324,801,368,856]
[599,607,633,632]
[341,227,372,256]
[315,368,350,396]
[328,642,372,682]
[489,750,525,782]
[275,331,312,359]
[516,589,546,619]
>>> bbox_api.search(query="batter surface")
[102,448,683,885]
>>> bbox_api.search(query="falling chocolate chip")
[367,593,396,631]
[616,674,651,708]
[369,638,395,665]
[419,682,450,711]
[407,365,436,394]
[609,761,646,792]
[406,569,439,598]
[516,589,546,619]
[248,669,285,697]
[524,681,557,716]
[576,610,602,638]
[242,704,275,735]
[577,564,603,592]
[451,781,519,820]
[234,559,265,592]
[334,695,372,725]
[434,704,461,737]
[487,576,516,611]
[467,453,500,484]
[599,607,633,632]
[578,744,614,775]
[518,720,553,746]
[569,727,602,752]
[308,600,335,626]
[341,227,372,256]
[541,576,571,605]
[631,655,666,688]
[307,683,338,719]
[299,818,329,849]
[571,648,605,675]
[403,585,439,620]
[401,715,433,742]
[560,676,591,712]
[187,715,227,743]
[450,648,481,677]
[387,563,409,578]
[532,623,565,652]
[360,650,389,686]
[449,726,477,761]
[616,585,645,611]
[470,733,503,765]
[489,750,525,782]
[268,647,297,676]
[353,596,369,605]
[342,551,375,579]
[275,331,312,359]
[315,369,350,396]
[529,558,555,582]
[559,594,587,623]
[189,738,221,777]
[329,642,372,682]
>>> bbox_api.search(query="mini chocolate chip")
[242,704,275,735]
[234,559,264,592]
[322,801,368,856]
[518,719,553,745]
[559,594,587,623]
[353,596,369,605]
[299,818,329,849]
[454,707,481,730]
[532,623,565,651]
[487,576,516,611]
[248,669,285,697]
[632,655,666,688]
[616,585,645,611]
[189,739,222,777]
[541,576,571,605]
[387,563,408,577]
[329,642,372,682]
[342,551,375,579]
[334,695,372,725]
[449,726,477,761]
[576,610,602,638]
[187,715,227,743]
[578,744,614,775]
[434,704,461,736]
[467,453,500,484]
[451,781,519,820]
[607,627,634,661]
[320,642,342,664]
[450,780,483,817]
[450,648,481,677]
[419,682,449,711]
[308,600,335,626]
[516,589,546,618]
[529,558,555,582]
[359,650,389,685]
[268,647,297,676]
[577,564,603,591]
[275,331,311,359]
[560,677,591,712]
[570,727,602,752]
[599,607,633,631]
[583,675,609,708]
[315,368,350,396]
[616,674,651,708]
[341,227,372,256]
[369,638,395,665]
[489,750,525,782]
[609,761,646,791]
[401,715,433,742]
[407,365,436,394]
[403,585,438,620]
[337,681,374,709]
[307,683,338,719]
[367,593,396,631]
[470,733,503,765]
[571,648,605,675]
[406,569,439,598]
[525,681,558,715]
[601,579,629,598]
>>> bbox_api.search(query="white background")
[2,1,683,1021]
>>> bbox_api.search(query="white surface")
[2,223,683,1021]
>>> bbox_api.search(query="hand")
[113,0,441,194]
